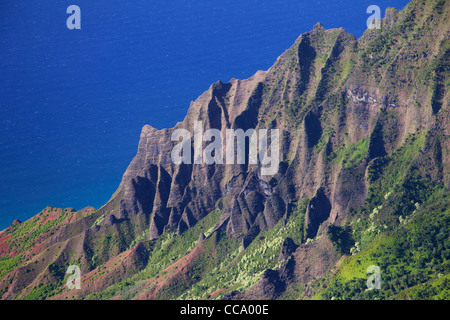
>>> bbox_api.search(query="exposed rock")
[305,188,331,240]
[278,237,299,262]
[2,0,449,300]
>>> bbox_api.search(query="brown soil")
[133,244,204,300]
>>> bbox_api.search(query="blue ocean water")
[0,0,410,229]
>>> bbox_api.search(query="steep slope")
[0,0,448,300]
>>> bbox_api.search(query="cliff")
[0,0,449,300]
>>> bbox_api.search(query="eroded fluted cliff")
[1,0,448,300]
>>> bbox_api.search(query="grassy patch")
[329,138,369,169]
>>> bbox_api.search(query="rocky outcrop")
[278,237,299,262]
[64,0,448,263]
[1,0,448,300]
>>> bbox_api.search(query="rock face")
[305,188,331,240]
[114,71,275,243]
[105,3,448,250]
[106,25,357,246]
[278,237,299,262]
[0,0,449,300]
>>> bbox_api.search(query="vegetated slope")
[0,0,448,300]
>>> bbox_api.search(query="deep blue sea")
[0,0,410,229]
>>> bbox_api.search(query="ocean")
[0,0,410,229]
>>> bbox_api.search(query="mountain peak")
[313,22,324,30]
[1,0,449,301]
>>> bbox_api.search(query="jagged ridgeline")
[0,0,448,300]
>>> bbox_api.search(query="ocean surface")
[0,0,410,229]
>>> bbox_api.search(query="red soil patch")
[82,248,133,284]
[67,207,95,224]
[39,208,63,226]
[0,234,11,257]
[207,288,227,300]
[30,233,52,256]
[133,244,204,300]
[50,245,136,300]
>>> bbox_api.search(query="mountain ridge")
[0,0,449,300]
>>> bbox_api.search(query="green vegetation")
[326,225,354,255]
[392,274,450,300]
[21,283,62,300]
[92,214,105,227]
[328,138,369,169]
[2,0,449,301]
[178,198,309,299]
[5,207,98,253]
[365,131,427,215]
[316,129,450,300]
[0,254,23,278]
[320,189,450,300]
[83,199,309,300]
